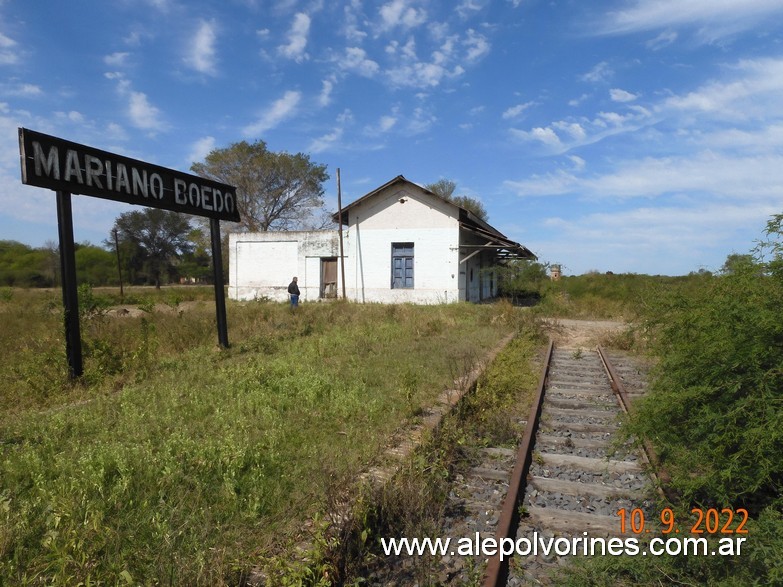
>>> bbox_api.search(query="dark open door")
[321,257,338,298]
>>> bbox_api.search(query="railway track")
[358,338,654,585]
[481,342,655,586]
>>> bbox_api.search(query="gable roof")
[333,175,536,262]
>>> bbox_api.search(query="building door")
[320,257,338,298]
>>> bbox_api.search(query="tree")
[424,179,488,221]
[110,208,194,288]
[74,243,116,285]
[191,140,329,232]
[721,253,754,275]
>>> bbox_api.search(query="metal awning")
[459,222,537,263]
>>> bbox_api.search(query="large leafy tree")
[191,140,329,232]
[425,179,488,221]
[110,208,194,288]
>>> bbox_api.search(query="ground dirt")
[541,318,629,349]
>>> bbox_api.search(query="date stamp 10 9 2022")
[617,507,749,535]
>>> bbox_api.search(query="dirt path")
[541,318,628,349]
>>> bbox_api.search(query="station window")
[391,243,414,288]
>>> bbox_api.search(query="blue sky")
[2,0,783,275]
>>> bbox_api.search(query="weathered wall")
[343,184,461,304]
[229,231,340,301]
[228,181,502,305]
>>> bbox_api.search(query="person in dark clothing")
[288,276,300,307]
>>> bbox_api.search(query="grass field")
[0,288,531,585]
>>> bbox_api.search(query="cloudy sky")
[2,0,783,275]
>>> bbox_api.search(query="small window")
[391,243,414,288]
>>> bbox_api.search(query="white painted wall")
[229,231,340,301]
[343,184,461,304]
[228,180,502,305]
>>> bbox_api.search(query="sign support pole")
[56,190,83,378]
[210,218,229,348]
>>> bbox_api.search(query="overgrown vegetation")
[334,324,545,585]
[557,214,783,586]
[0,293,519,585]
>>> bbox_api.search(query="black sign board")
[18,128,239,377]
[19,128,240,222]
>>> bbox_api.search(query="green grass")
[0,292,524,585]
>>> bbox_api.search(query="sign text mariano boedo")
[19,128,239,222]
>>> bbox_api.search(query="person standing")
[288,276,300,308]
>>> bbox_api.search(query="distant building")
[550,264,561,281]
[229,175,535,304]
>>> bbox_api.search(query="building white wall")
[228,180,502,305]
[342,184,461,304]
[229,231,340,301]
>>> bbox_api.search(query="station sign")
[19,128,240,222]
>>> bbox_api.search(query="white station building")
[228,175,535,304]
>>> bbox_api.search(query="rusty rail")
[482,339,553,587]
[597,345,673,498]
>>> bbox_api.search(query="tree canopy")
[191,140,329,232]
[424,179,488,221]
[110,208,194,288]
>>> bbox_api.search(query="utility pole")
[337,168,347,300]
[113,228,124,301]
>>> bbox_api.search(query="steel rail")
[596,345,673,498]
[482,339,554,587]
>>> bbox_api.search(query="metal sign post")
[56,190,83,377]
[210,218,229,348]
[19,128,240,376]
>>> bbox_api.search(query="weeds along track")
[481,344,654,587]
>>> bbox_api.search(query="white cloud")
[308,109,353,153]
[464,29,490,62]
[0,31,19,65]
[128,90,164,130]
[457,0,489,19]
[503,170,577,196]
[243,90,302,136]
[506,151,783,202]
[319,77,335,107]
[104,52,130,67]
[54,110,84,123]
[581,61,613,83]
[278,12,311,62]
[646,30,677,50]
[600,0,783,38]
[339,47,380,77]
[108,73,166,131]
[379,0,427,30]
[610,88,638,102]
[187,136,215,164]
[379,114,397,132]
[309,127,343,153]
[406,106,436,134]
[510,126,563,149]
[659,57,783,121]
[533,201,778,275]
[568,155,586,170]
[342,1,367,42]
[502,102,533,119]
[553,121,587,141]
[184,19,218,76]
[569,93,590,107]
[2,82,42,97]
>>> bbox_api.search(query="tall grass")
[532,272,710,320]
[0,291,523,585]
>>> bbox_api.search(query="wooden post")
[56,190,83,378]
[337,168,347,300]
[210,218,229,348]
